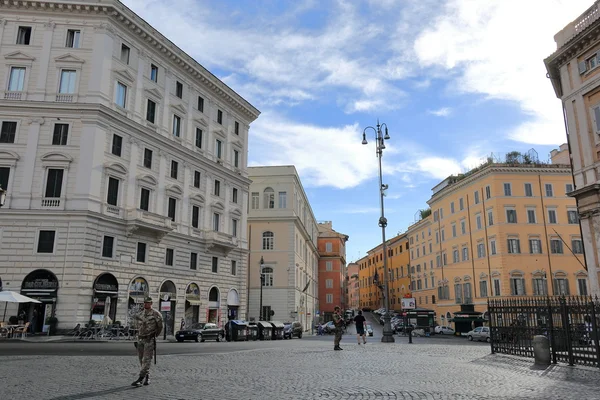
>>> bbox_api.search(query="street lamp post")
[362,120,394,343]
[259,256,265,321]
[0,185,6,208]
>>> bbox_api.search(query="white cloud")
[413,0,591,145]
[428,107,452,117]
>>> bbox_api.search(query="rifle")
[153,337,157,365]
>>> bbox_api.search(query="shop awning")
[186,300,202,306]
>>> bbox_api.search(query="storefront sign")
[22,279,58,290]
[401,298,416,310]
[94,283,118,292]
[160,301,171,312]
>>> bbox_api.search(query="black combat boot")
[143,374,149,386]
[131,375,145,387]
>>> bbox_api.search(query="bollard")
[532,335,551,366]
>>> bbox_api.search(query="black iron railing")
[488,296,600,367]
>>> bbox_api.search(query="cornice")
[0,0,260,122]
[545,18,600,71]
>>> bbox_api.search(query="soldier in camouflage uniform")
[131,296,163,386]
[332,306,344,351]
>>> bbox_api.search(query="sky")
[122,0,590,262]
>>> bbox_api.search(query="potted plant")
[46,317,59,336]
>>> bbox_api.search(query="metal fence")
[488,296,600,367]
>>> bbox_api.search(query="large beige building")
[545,2,600,296]
[247,166,319,331]
[0,0,259,333]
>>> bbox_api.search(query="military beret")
[144,296,153,303]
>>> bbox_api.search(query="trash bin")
[226,320,248,342]
[257,321,272,340]
[270,321,285,340]
[247,323,259,341]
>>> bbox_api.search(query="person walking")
[354,310,367,345]
[131,297,163,387]
[332,306,344,351]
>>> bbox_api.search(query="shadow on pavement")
[47,385,138,400]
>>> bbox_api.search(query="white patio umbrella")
[0,291,41,322]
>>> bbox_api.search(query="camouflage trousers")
[137,338,154,377]
[334,328,342,347]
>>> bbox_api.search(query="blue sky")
[123,0,588,262]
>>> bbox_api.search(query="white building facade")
[0,0,259,334]
[247,166,319,332]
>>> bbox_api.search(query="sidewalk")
[2,335,178,343]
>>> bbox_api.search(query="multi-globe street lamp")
[259,256,265,321]
[362,120,394,343]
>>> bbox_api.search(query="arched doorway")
[227,288,240,320]
[207,286,220,325]
[20,269,59,333]
[185,283,201,327]
[159,280,177,336]
[127,277,149,326]
[91,273,118,323]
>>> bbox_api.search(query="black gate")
[488,296,600,367]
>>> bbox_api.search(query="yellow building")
[358,233,410,311]
[407,149,588,330]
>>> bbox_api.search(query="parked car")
[198,323,225,342]
[283,321,303,339]
[321,321,336,334]
[435,325,455,335]
[467,326,490,342]
[365,324,373,336]
[175,322,205,342]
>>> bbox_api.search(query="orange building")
[346,263,359,311]
[317,221,348,320]
[357,233,411,311]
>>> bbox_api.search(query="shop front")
[227,288,240,321]
[207,286,220,326]
[450,304,485,335]
[159,280,177,336]
[91,273,118,323]
[127,276,149,326]
[20,269,59,333]
[185,283,201,327]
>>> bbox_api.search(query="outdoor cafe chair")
[12,322,30,339]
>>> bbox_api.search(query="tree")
[420,209,432,219]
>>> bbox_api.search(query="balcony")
[203,230,238,255]
[125,209,173,241]
[4,91,22,100]
[55,94,74,103]
[41,198,61,208]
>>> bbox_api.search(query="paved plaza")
[1,335,599,400]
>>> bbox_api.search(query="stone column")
[32,21,55,101]
[182,161,191,231]
[126,138,139,210]
[162,71,173,137]
[156,150,167,215]
[203,172,213,231]
[14,118,44,209]
[87,23,115,105]
[134,50,146,122]
[581,211,600,297]
[73,122,107,212]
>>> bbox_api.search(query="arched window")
[261,267,273,287]
[262,231,274,250]
[209,287,220,302]
[263,187,274,209]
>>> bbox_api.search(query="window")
[524,183,533,197]
[506,209,517,223]
[0,121,17,143]
[116,82,127,108]
[477,243,485,258]
[150,64,158,83]
[326,261,333,271]
[146,99,156,123]
[190,252,197,270]
[262,267,274,287]
[566,183,574,194]
[568,210,579,224]
[165,248,174,266]
[232,219,238,237]
[217,109,223,124]
[194,171,201,188]
[263,231,274,250]
[235,121,240,135]
[197,96,204,112]
[45,169,63,198]
[191,205,200,228]
[550,239,563,254]
[175,81,183,98]
[485,186,491,199]
[106,177,119,206]
[120,44,130,64]
[52,124,69,145]
[545,184,554,197]
[532,277,548,296]
[136,242,147,263]
[572,239,583,254]
[111,134,122,156]
[441,229,445,241]
[510,275,526,295]
[37,230,56,253]
[172,115,181,137]
[251,192,259,209]
[326,294,333,303]
[213,213,220,231]
[461,220,466,235]
[548,209,557,224]
[490,240,497,255]
[233,150,239,168]
[16,27,32,45]
[554,278,570,295]
[326,242,333,252]
[493,278,501,296]
[212,256,219,273]
[452,224,457,237]
[214,180,220,196]
[474,191,480,204]
[527,209,536,224]
[454,284,462,304]
[529,239,542,254]
[278,191,287,208]
[143,148,153,169]
[232,188,238,203]
[504,183,512,196]
[326,279,333,288]
[476,214,482,230]
[168,197,177,221]
[264,188,274,208]
[231,260,237,275]
[578,278,588,296]
[215,139,223,159]
[140,188,150,211]
[462,247,469,261]
[0,167,10,193]
[57,69,77,95]
[487,210,494,226]
[65,29,80,48]
[170,160,178,179]
[463,282,472,303]
[8,67,25,91]
[479,281,488,297]
[102,236,114,258]
[453,249,459,263]
[450,202,455,214]
[440,208,444,219]
[195,128,202,149]
[507,238,521,254]
[459,198,464,210]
